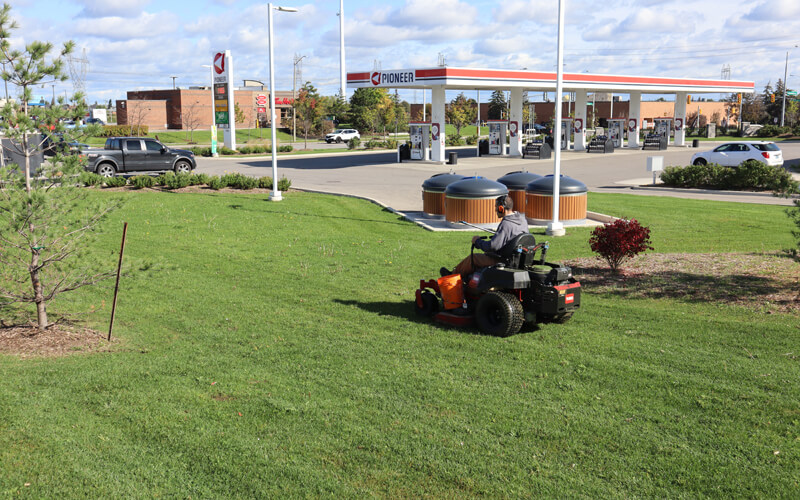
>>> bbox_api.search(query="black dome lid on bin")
[445,176,509,197]
[422,173,466,192]
[497,171,543,190]
[526,174,587,194]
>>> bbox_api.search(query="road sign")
[787,90,798,96]
[215,111,229,125]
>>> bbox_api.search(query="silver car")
[690,141,783,167]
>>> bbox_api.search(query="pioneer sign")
[371,71,415,86]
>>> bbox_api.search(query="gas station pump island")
[347,68,754,162]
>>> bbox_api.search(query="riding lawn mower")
[414,224,581,336]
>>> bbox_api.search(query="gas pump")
[487,120,508,155]
[560,118,573,150]
[607,119,625,148]
[408,122,431,160]
[654,118,673,140]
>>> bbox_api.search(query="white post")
[674,92,687,146]
[268,4,281,201]
[627,91,642,148]
[573,90,588,151]
[339,0,346,101]
[547,0,566,237]
[476,90,481,156]
[509,88,523,156]
[431,85,446,162]
[224,50,236,150]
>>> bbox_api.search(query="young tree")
[488,90,507,120]
[180,100,203,143]
[0,3,120,330]
[294,82,324,149]
[234,102,246,126]
[446,92,477,138]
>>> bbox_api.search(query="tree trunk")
[30,251,48,330]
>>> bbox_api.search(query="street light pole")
[268,3,298,202]
[781,45,797,127]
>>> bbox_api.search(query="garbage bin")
[525,175,588,222]
[399,143,411,160]
[479,139,489,156]
[692,139,700,148]
[448,152,458,165]
[444,177,508,229]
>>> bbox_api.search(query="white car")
[325,129,360,144]
[690,141,783,167]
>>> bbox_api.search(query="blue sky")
[6,0,800,105]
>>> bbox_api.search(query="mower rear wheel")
[414,291,440,317]
[475,291,524,336]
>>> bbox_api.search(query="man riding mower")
[414,196,581,336]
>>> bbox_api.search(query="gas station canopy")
[347,66,755,162]
[347,67,755,93]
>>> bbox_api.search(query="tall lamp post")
[268,3,298,202]
[781,45,798,127]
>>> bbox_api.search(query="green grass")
[1,192,798,496]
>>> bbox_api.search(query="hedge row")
[96,125,150,137]
[78,171,292,191]
[188,145,294,157]
[660,160,798,192]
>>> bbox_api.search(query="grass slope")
[0,191,798,497]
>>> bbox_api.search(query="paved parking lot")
[196,141,800,211]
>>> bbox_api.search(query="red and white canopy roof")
[347,67,754,94]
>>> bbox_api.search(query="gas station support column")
[674,92,687,146]
[627,92,642,148]
[431,85,446,162]
[573,90,588,151]
[509,88,523,156]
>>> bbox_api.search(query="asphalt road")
[195,142,800,211]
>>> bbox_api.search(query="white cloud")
[71,12,178,40]
[491,0,558,25]
[74,0,152,18]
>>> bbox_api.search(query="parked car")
[84,117,106,126]
[325,128,360,144]
[42,134,88,157]
[690,141,784,167]
[84,137,196,177]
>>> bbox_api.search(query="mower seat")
[494,233,537,270]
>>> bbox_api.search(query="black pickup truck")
[85,137,197,177]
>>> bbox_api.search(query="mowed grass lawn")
[1,190,799,497]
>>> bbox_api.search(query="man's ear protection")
[497,204,505,214]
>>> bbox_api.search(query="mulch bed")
[0,322,113,359]
[566,252,800,314]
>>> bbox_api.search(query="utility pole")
[292,54,306,143]
[781,46,797,127]
[171,76,177,89]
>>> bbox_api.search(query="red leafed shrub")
[589,218,654,272]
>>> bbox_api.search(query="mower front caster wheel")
[475,291,524,337]
[414,290,439,317]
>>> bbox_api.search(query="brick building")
[116,87,296,131]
